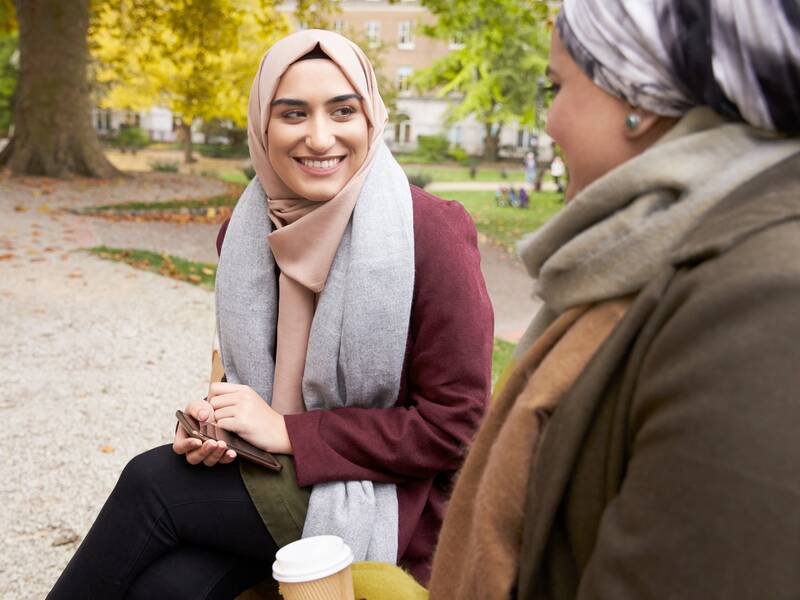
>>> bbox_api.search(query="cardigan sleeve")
[575,224,800,599]
[285,196,494,486]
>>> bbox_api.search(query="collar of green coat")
[672,151,800,267]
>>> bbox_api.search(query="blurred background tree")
[91,0,289,164]
[0,0,338,177]
[414,0,551,161]
[0,0,121,177]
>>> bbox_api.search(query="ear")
[623,110,666,141]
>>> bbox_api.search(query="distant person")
[518,187,529,209]
[495,186,511,207]
[523,151,537,186]
[550,155,565,192]
[509,186,519,207]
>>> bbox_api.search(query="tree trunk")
[0,0,120,178]
[180,121,195,163]
[482,123,500,162]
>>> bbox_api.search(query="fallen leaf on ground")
[99,445,115,454]
[202,267,214,275]
[188,274,202,282]
[67,271,83,278]
[13,205,27,212]
[0,254,14,260]
[52,530,81,547]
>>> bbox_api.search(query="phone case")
[175,410,283,472]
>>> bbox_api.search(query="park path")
[0,173,228,598]
[0,172,539,597]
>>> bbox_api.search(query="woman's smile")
[293,155,347,175]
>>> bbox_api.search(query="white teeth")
[300,157,341,169]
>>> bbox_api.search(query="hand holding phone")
[175,409,283,472]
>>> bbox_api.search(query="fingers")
[185,398,214,423]
[208,393,238,411]
[208,382,248,400]
[211,406,237,422]
[173,431,203,456]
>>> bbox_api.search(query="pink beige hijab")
[246,30,389,415]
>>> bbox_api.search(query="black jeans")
[48,445,278,599]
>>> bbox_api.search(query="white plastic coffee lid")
[272,535,354,583]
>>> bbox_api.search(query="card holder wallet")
[175,409,283,472]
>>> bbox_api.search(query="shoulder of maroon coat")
[409,184,478,250]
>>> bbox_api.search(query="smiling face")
[267,58,369,202]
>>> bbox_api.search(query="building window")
[517,129,525,147]
[396,67,413,94]
[366,21,381,48]
[449,126,463,146]
[332,19,344,33]
[395,120,412,144]
[398,21,414,49]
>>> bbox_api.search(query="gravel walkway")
[0,173,224,598]
[1,171,539,598]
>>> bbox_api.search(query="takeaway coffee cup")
[272,535,355,600]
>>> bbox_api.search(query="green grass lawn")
[78,195,238,214]
[443,190,564,253]
[492,338,516,387]
[218,171,251,186]
[402,165,526,183]
[88,246,217,290]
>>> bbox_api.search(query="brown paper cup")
[278,564,354,600]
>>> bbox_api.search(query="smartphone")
[175,409,282,472]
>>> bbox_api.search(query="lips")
[293,156,346,175]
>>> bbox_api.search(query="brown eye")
[332,106,356,118]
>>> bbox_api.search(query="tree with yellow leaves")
[91,0,291,163]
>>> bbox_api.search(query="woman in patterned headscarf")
[426,1,800,598]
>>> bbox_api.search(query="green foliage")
[414,0,551,157]
[445,189,562,252]
[447,145,470,164]
[91,0,290,130]
[198,144,249,159]
[416,134,450,162]
[149,159,179,172]
[0,0,16,34]
[241,164,256,180]
[80,195,237,213]
[407,172,433,189]
[0,32,17,134]
[113,126,149,150]
[492,338,516,387]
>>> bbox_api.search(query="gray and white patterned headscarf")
[558,0,800,133]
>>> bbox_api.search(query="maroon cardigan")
[216,185,493,584]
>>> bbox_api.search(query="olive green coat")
[518,153,800,599]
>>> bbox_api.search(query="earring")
[625,113,642,130]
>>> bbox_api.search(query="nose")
[305,115,335,153]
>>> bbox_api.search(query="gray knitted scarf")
[516,107,800,353]
[215,143,414,562]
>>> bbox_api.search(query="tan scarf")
[428,298,631,599]
[246,30,388,414]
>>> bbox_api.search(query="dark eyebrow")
[327,93,362,104]
[270,93,362,108]
[270,98,307,107]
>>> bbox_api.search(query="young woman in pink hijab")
[48,30,493,598]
